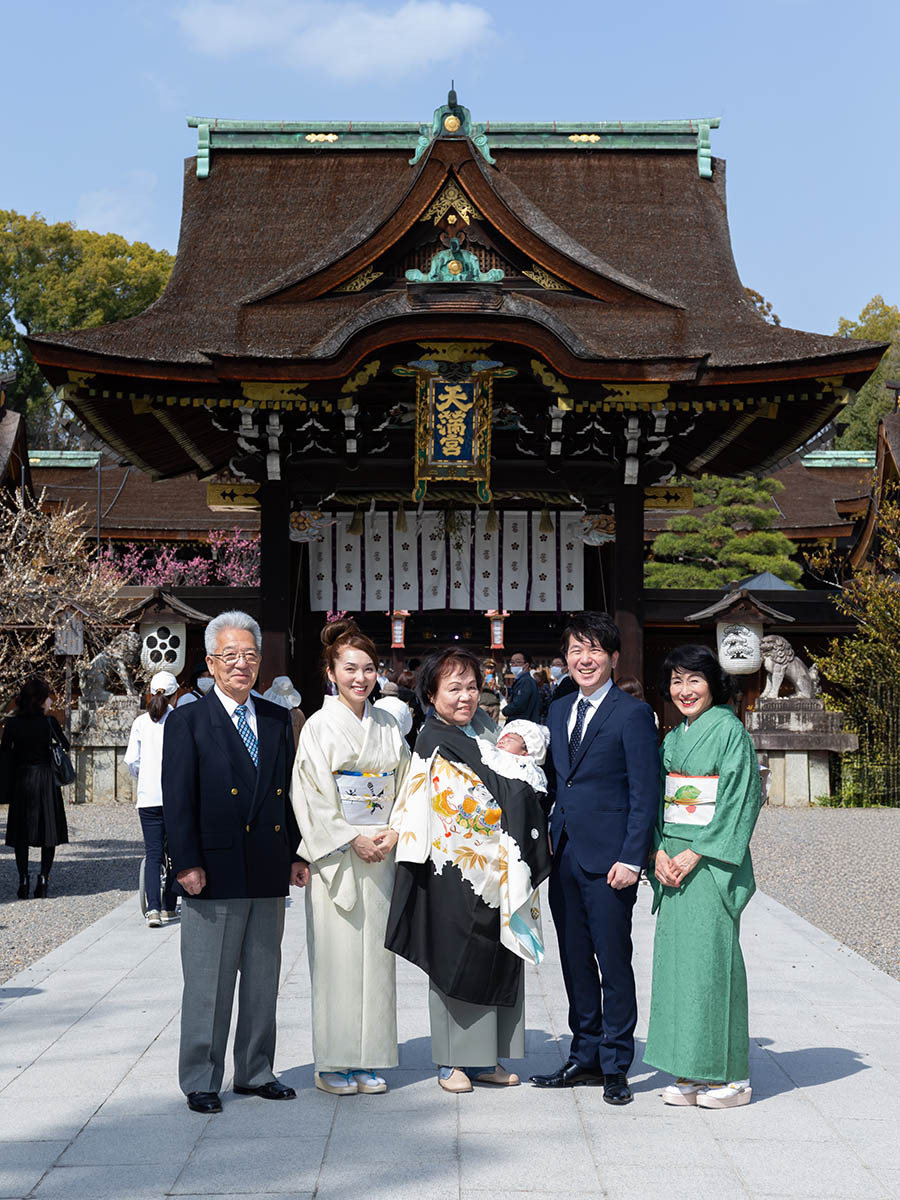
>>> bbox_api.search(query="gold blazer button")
[245,824,251,832]
[231,788,239,795]
[276,788,283,795]
[275,824,281,832]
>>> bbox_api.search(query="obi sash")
[663,772,718,827]
[334,770,395,825]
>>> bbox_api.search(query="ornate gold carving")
[530,359,573,410]
[416,342,493,363]
[240,382,308,405]
[420,180,483,226]
[305,132,339,143]
[568,133,601,143]
[333,265,383,293]
[340,360,381,396]
[603,384,671,407]
[206,481,261,512]
[443,114,461,133]
[447,259,463,276]
[66,370,96,388]
[522,263,571,291]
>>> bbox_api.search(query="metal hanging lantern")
[485,609,509,650]
[389,610,410,649]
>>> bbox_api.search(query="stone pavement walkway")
[1,884,898,1200]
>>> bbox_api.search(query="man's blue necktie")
[568,697,591,766]
[234,704,259,768]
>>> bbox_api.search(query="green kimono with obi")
[643,704,761,1083]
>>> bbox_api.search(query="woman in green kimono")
[644,644,761,1109]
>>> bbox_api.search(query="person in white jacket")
[125,671,180,927]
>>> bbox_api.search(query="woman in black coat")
[2,677,69,898]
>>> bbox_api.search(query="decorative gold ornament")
[333,265,383,293]
[447,260,463,276]
[568,133,601,143]
[420,180,482,226]
[240,381,308,405]
[416,341,493,362]
[443,114,461,132]
[340,359,381,397]
[522,263,571,291]
[530,359,572,409]
[305,132,339,143]
[447,213,458,225]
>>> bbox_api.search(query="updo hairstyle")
[321,619,379,679]
[416,647,483,709]
[657,643,735,706]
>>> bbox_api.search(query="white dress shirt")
[565,679,640,875]
[566,677,614,737]
[214,685,258,740]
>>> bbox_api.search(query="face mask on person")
[550,666,563,680]
[510,665,524,677]
[197,676,215,694]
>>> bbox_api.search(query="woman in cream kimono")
[292,620,410,1096]
[644,644,761,1109]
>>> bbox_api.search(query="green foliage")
[0,211,174,446]
[745,288,781,326]
[812,487,900,805]
[834,295,900,451]
[645,473,804,589]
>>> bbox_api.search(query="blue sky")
[3,0,897,335]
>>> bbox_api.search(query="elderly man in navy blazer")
[163,610,308,1114]
[531,612,658,1105]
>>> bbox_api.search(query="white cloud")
[75,170,159,243]
[175,0,494,82]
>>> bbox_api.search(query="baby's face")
[497,732,528,756]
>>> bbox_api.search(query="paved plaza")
[1,883,898,1200]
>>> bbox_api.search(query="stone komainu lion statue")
[759,635,820,700]
[78,631,143,707]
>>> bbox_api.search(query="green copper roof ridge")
[187,116,721,134]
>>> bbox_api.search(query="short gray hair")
[205,610,262,655]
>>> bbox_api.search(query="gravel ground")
[752,806,900,980]
[0,801,145,984]
[2,803,899,985]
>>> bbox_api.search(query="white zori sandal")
[662,1078,708,1106]
[351,1070,387,1094]
[696,1079,752,1108]
[315,1071,357,1095]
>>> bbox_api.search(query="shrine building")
[27,93,886,703]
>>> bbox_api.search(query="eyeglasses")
[209,651,261,667]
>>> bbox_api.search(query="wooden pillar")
[614,485,644,682]
[259,481,290,685]
[296,539,325,715]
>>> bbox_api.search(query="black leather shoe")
[187,1091,222,1113]
[602,1072,633,1105]
[17,874,30,900]
[234,1079,296,1100]
[530,1061,605,1088]
[32,875,48,899]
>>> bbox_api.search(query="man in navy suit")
[504,651,541,721]
[163,610,308,1114]
[530,612,658,1104]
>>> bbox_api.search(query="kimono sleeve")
[689,719,761,867]
[290,719,358,862]
[388,728,412,832]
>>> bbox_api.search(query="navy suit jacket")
[545,685,659,875]
[161,690,301,900]
[504,670,541,722]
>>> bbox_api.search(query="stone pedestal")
[71,696,140,804]
[745,698,857,807]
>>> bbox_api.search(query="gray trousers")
[428,975,525,1068]
[179,896,285,1095]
